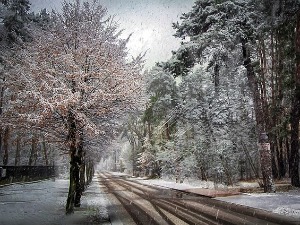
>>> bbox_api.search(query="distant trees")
[6,0,143,214]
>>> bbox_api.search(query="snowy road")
[0,177,110,225]
[98,172,300,225]
[0,179,67,225]
[1,174,300,225]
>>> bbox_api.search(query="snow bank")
[217,191,300,219]
[130,173,300,219]
[0,177,110,225]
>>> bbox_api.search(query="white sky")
[30,0,195,69]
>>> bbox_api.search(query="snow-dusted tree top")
[6,0,145,143]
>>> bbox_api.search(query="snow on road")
[0,177,110,225]
[0,179,67,225]
[1,172,300,224]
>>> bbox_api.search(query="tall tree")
[290,8,300,187]
[251,0,300,187]
[165,0,277,191]
[141,66,179,177]
[9,0,143,214]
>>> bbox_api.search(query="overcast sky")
[30,0,195,69]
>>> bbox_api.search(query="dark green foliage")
[9,0,30,16]
[0,0,8,5]
[163,0,258,78]
[173,0,216,39]
[142,95,157,124]
[29,8,51,29]
[2,0,31,43]
[157,60,191,77]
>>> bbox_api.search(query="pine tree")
[3,0,31,43]
[251,0,300,187]
[164,0,277,191]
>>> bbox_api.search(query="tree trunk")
[290,9,300,187]
[14,135,21,166]
[220,155,233,186]
[165,122,171,140]
[0,77,4,162]
[0,128,2,164]
[277,137,286,179]
[79,154,86,187]
[3,126,9,165]
[241,141,260,180]
[130,138,136,176]
[147,121,152,140]
[66,111,78,214]
[86,158,90,184]
[28,135,38,166]
[286,137,291,175]
[214,63,220,93]
[270,141,279,179]
[242,39,276,192]
[42,138,49,166]
[86,158,94,185]
[200,165,207,181]
[66,158,78,214]
[74,132,84,208]
[259,133,276,192]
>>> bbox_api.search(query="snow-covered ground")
[0,177,110,225]
[217,191,300,219]
[130,174,300,220]
[1,172,299,224]
[136,177,216,190]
